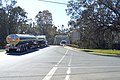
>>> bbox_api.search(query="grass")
[68,44,120,55]
[81,49,120,55]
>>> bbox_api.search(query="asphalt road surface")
[0,46,120,80]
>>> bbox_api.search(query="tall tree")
[35,10,53,35]
[66,0,120,49]
[35,10,57,44]
[0,0,27,47]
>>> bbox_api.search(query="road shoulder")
[64,46,120,57]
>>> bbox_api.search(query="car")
[60,40,67,46]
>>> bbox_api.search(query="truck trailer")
[5,34,37,52]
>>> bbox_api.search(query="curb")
[65,46,120,57]
[81,50,120,58]
[90,52,120,57]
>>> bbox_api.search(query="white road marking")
[42,50,68,80]
[64,46,80,52]
[64,75,70,80]
[64,53,73,80]
[67,67,71,74]
[64,68,71,80]
[57,66,120,69]
[68,53,73,66]
[57,50,68,65]
[42,67,57,80]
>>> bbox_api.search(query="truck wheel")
[20,47,23,52]
[6,51,9,53]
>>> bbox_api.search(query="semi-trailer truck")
[5,34,37,52]
[36,35,48,47]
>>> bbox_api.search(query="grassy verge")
[68,44,120,55]
[81,49,120,55]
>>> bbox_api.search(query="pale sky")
[16,0,70,28]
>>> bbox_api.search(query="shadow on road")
[81,50,93,52]
[92,53,120,58]
[6,46,49,56]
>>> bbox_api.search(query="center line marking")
[42,50,68,80]
[64,53,73,80]
[64,67,71,80]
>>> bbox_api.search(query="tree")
[0,0,27,47]
[57,24,70,35]
[66,0,120,49]
[35,10,57,44]
[8,6,27,34]
[35,10,53,35]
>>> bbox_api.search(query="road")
[0,46,120,80]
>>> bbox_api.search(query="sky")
[16,0,70,28]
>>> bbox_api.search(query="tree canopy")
[66,0,120,49]
[0,0,27,47]
[35,10,57,44]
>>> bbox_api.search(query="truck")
[5,34,37,52]
[36,35,48,47]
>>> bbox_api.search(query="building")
[54,35,70,45]
[71,31,80,43]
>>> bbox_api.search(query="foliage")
[66,0,120,49]
[0,1,58,46]
[35,10,53,34]
[57,24,70,35]
[0,0,70,47]
[0,0,27,47]
[35,10,57,44]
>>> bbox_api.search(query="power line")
[38,0,67,5]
